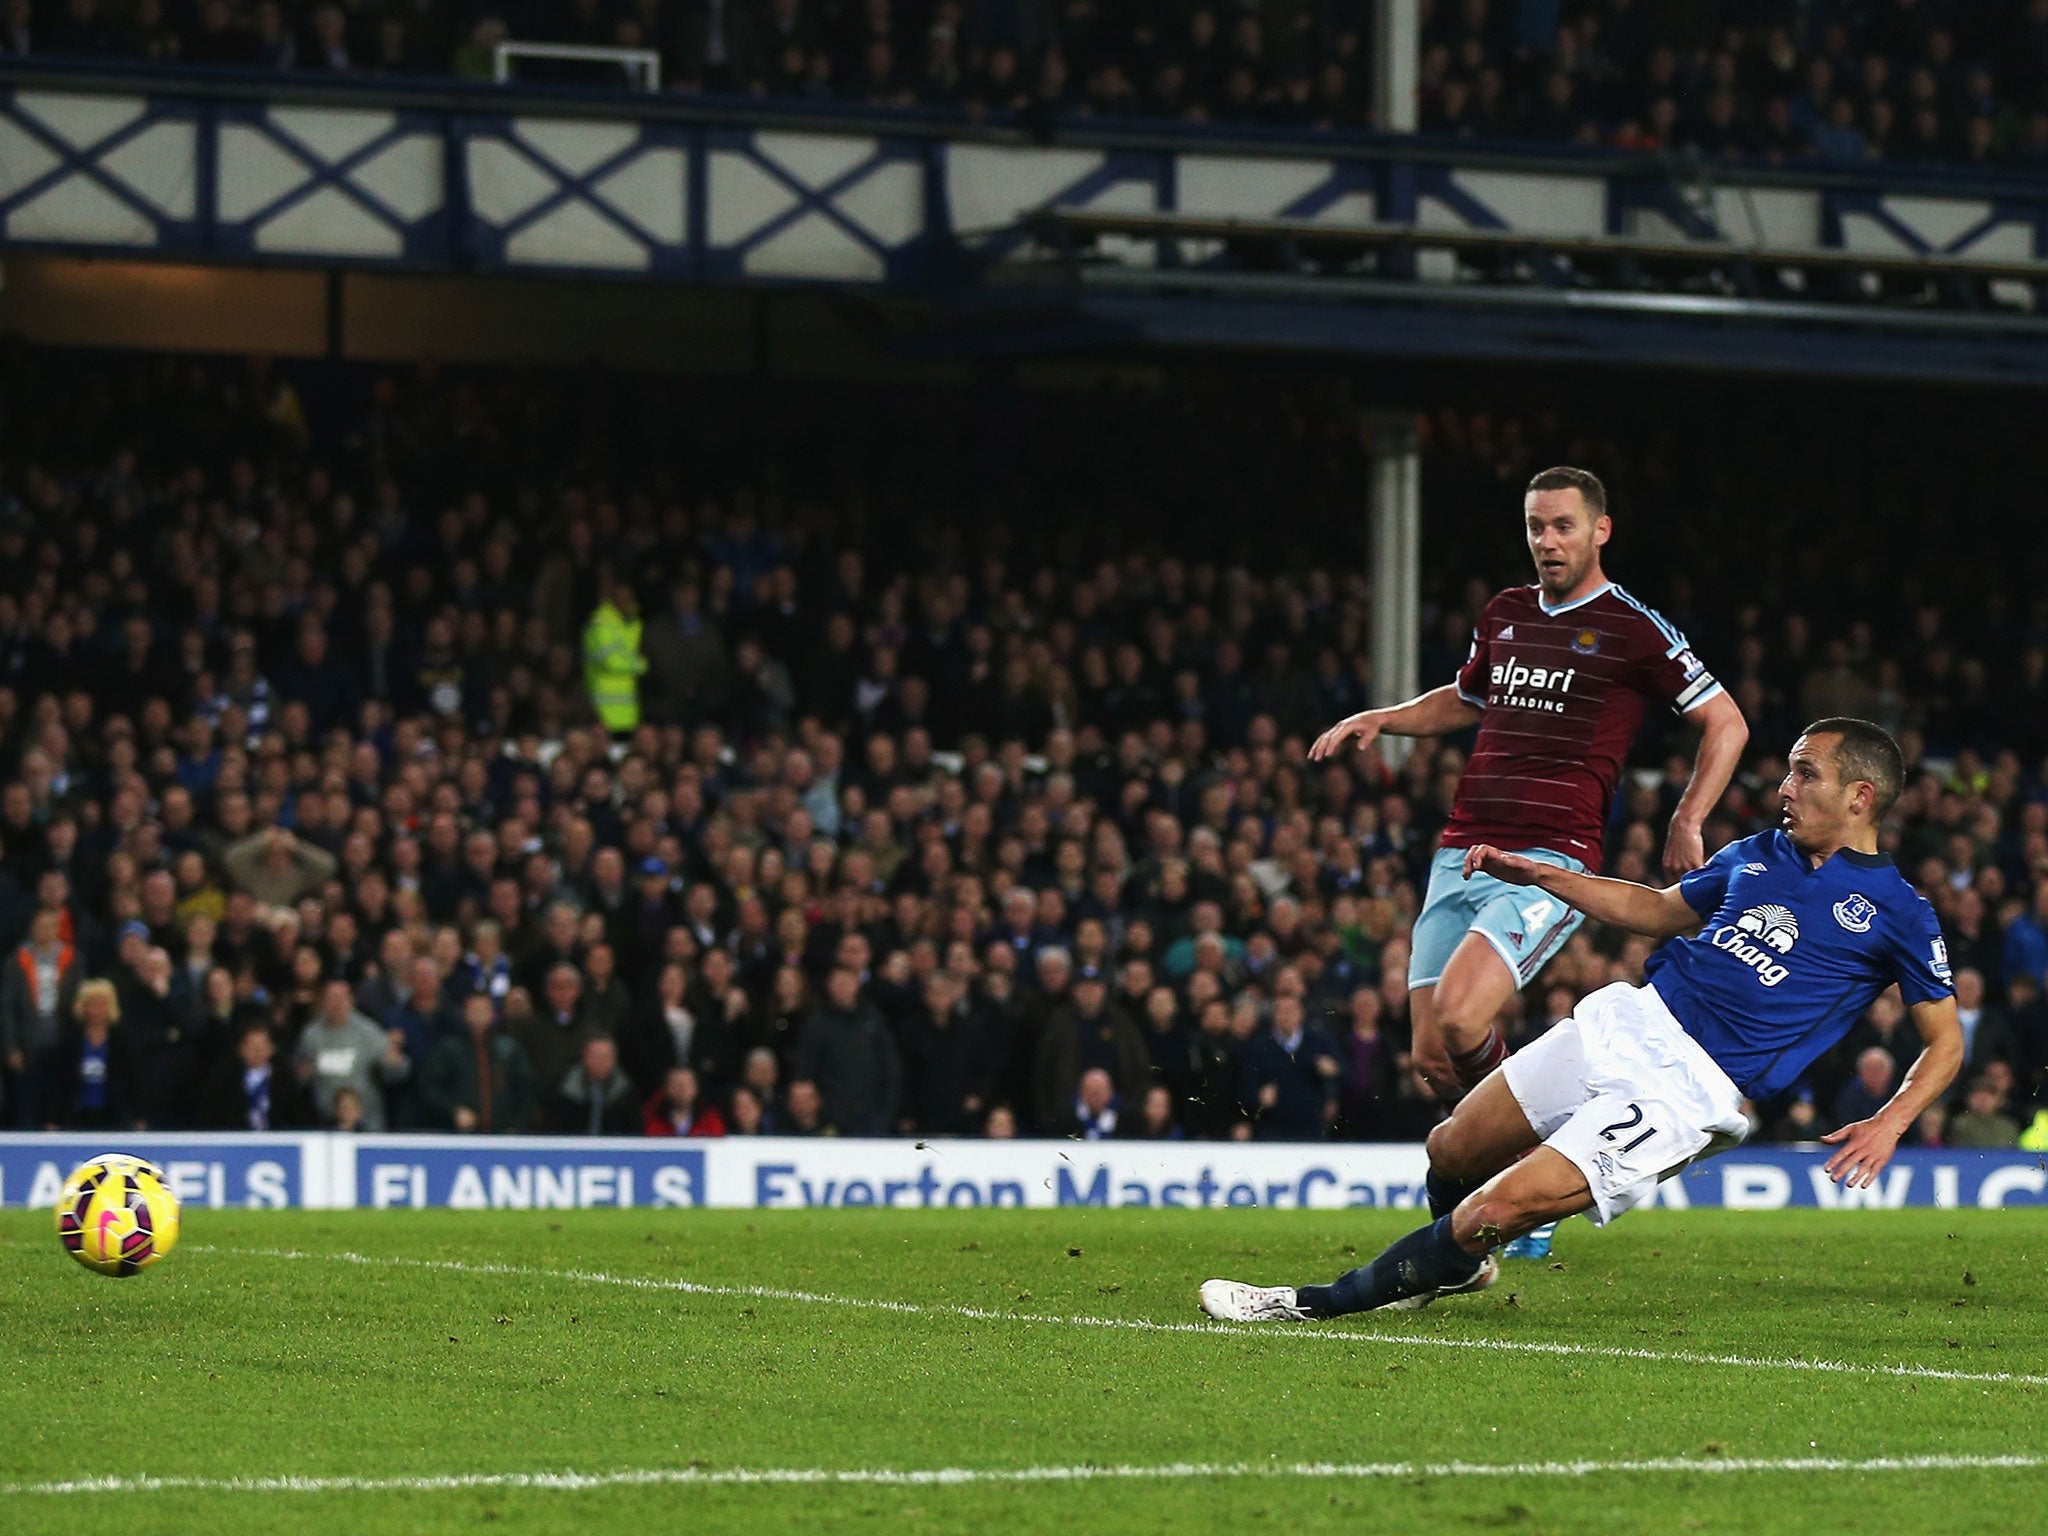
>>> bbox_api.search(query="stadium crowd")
[12,0,2048,169]
[0,345,2043,1152]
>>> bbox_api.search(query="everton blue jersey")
[1643,831,1952,1101]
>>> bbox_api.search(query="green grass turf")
[3,1206,2047,1534]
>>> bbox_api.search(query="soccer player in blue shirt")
[1200,718,1963,1321]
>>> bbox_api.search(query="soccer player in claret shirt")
[1201,719,1962,1322]
[1309,466,1748,1261]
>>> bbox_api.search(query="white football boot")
[1198,1278,1311,1322]
[1383,1251,1500,1312]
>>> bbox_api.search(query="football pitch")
[3,1207,2046,1534]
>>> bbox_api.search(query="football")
[55,1155,182,1278]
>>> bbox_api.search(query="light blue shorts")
[1408,844,1588,991]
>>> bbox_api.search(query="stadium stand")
[11,0,2048,168]
[0,344,2041,1151]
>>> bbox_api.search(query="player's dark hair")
[1801,717,1904,820]
[1526,466,1607,518]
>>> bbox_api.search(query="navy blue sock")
[1425,1166,1475,1221]
[1295,1216,1485,1319]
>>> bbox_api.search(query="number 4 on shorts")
[1519,898,1555,931]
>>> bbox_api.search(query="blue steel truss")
[210,99,451,264]
[4,59,2048,384]
[0,86,207,254]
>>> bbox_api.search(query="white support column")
[1369,413,1421,765]
[1372,0,1420,134]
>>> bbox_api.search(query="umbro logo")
[1741,862,1768,875]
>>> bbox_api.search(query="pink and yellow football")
[56,1154,182,1278]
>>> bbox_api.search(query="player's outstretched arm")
[1461,846,1701,940]
[1664,690,1748,878]
[1308,685,1482,761]
[1820,996,1963,1188]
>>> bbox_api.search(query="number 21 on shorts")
[1599,1102,1657,1155]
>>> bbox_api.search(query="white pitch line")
[7,1453,2047,1498]
[198,1243,2048,1391]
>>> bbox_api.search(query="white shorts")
[1503,981,1750,1227]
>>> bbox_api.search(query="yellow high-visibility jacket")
[582,601,647,732]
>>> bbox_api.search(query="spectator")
[517,904,584,1000]
[1134,1081,1182,1139]
[356,930,419,1028]
[1033,965,1149,1133]
[1239,992,1341,1140]
[1184,998,1246,1139]
[644,580,731,727]
[901,971,990,1136]
[553,1034,640,1135]
[1063,1066,1121,1139]
[1,0,33,55]
[794,965,901,1136]
[785,1077,825,1136]
[582,572,648,740]
[123,943,199,1129]
[580,941,633,1044]
[252,0,295,67]
[204,1021,311,1130]
[1337,984,1397,1139]
[2007,972,2048,1108]
[739,1047,785,1130]
[625,958,697,1091]
[515,962,594,1102]
[41,980,140,1130]
[643,1065,726,1136]
[1139,981,1198,1107]
[2002,883,2048,993]
[332,1085,367,1131]
[1769,1089,1832,1143]
[295,978,405,1131]
[223,828,338,910]
[727,1083,766,1134]
[390,956,456,1080]
[2,910,80,1123]
[1832,1046,1897,1129]
[1952,969,2017,1083]
[302,2,351,71]
[1946,1077,2021,1148]
[458,921,514,1009]
[451,15,506,80]
[419,992,536,1133]
[1834,990,1916,1085]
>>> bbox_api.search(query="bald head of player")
[1779,717,1904,861]
[1524,467,1612,605]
